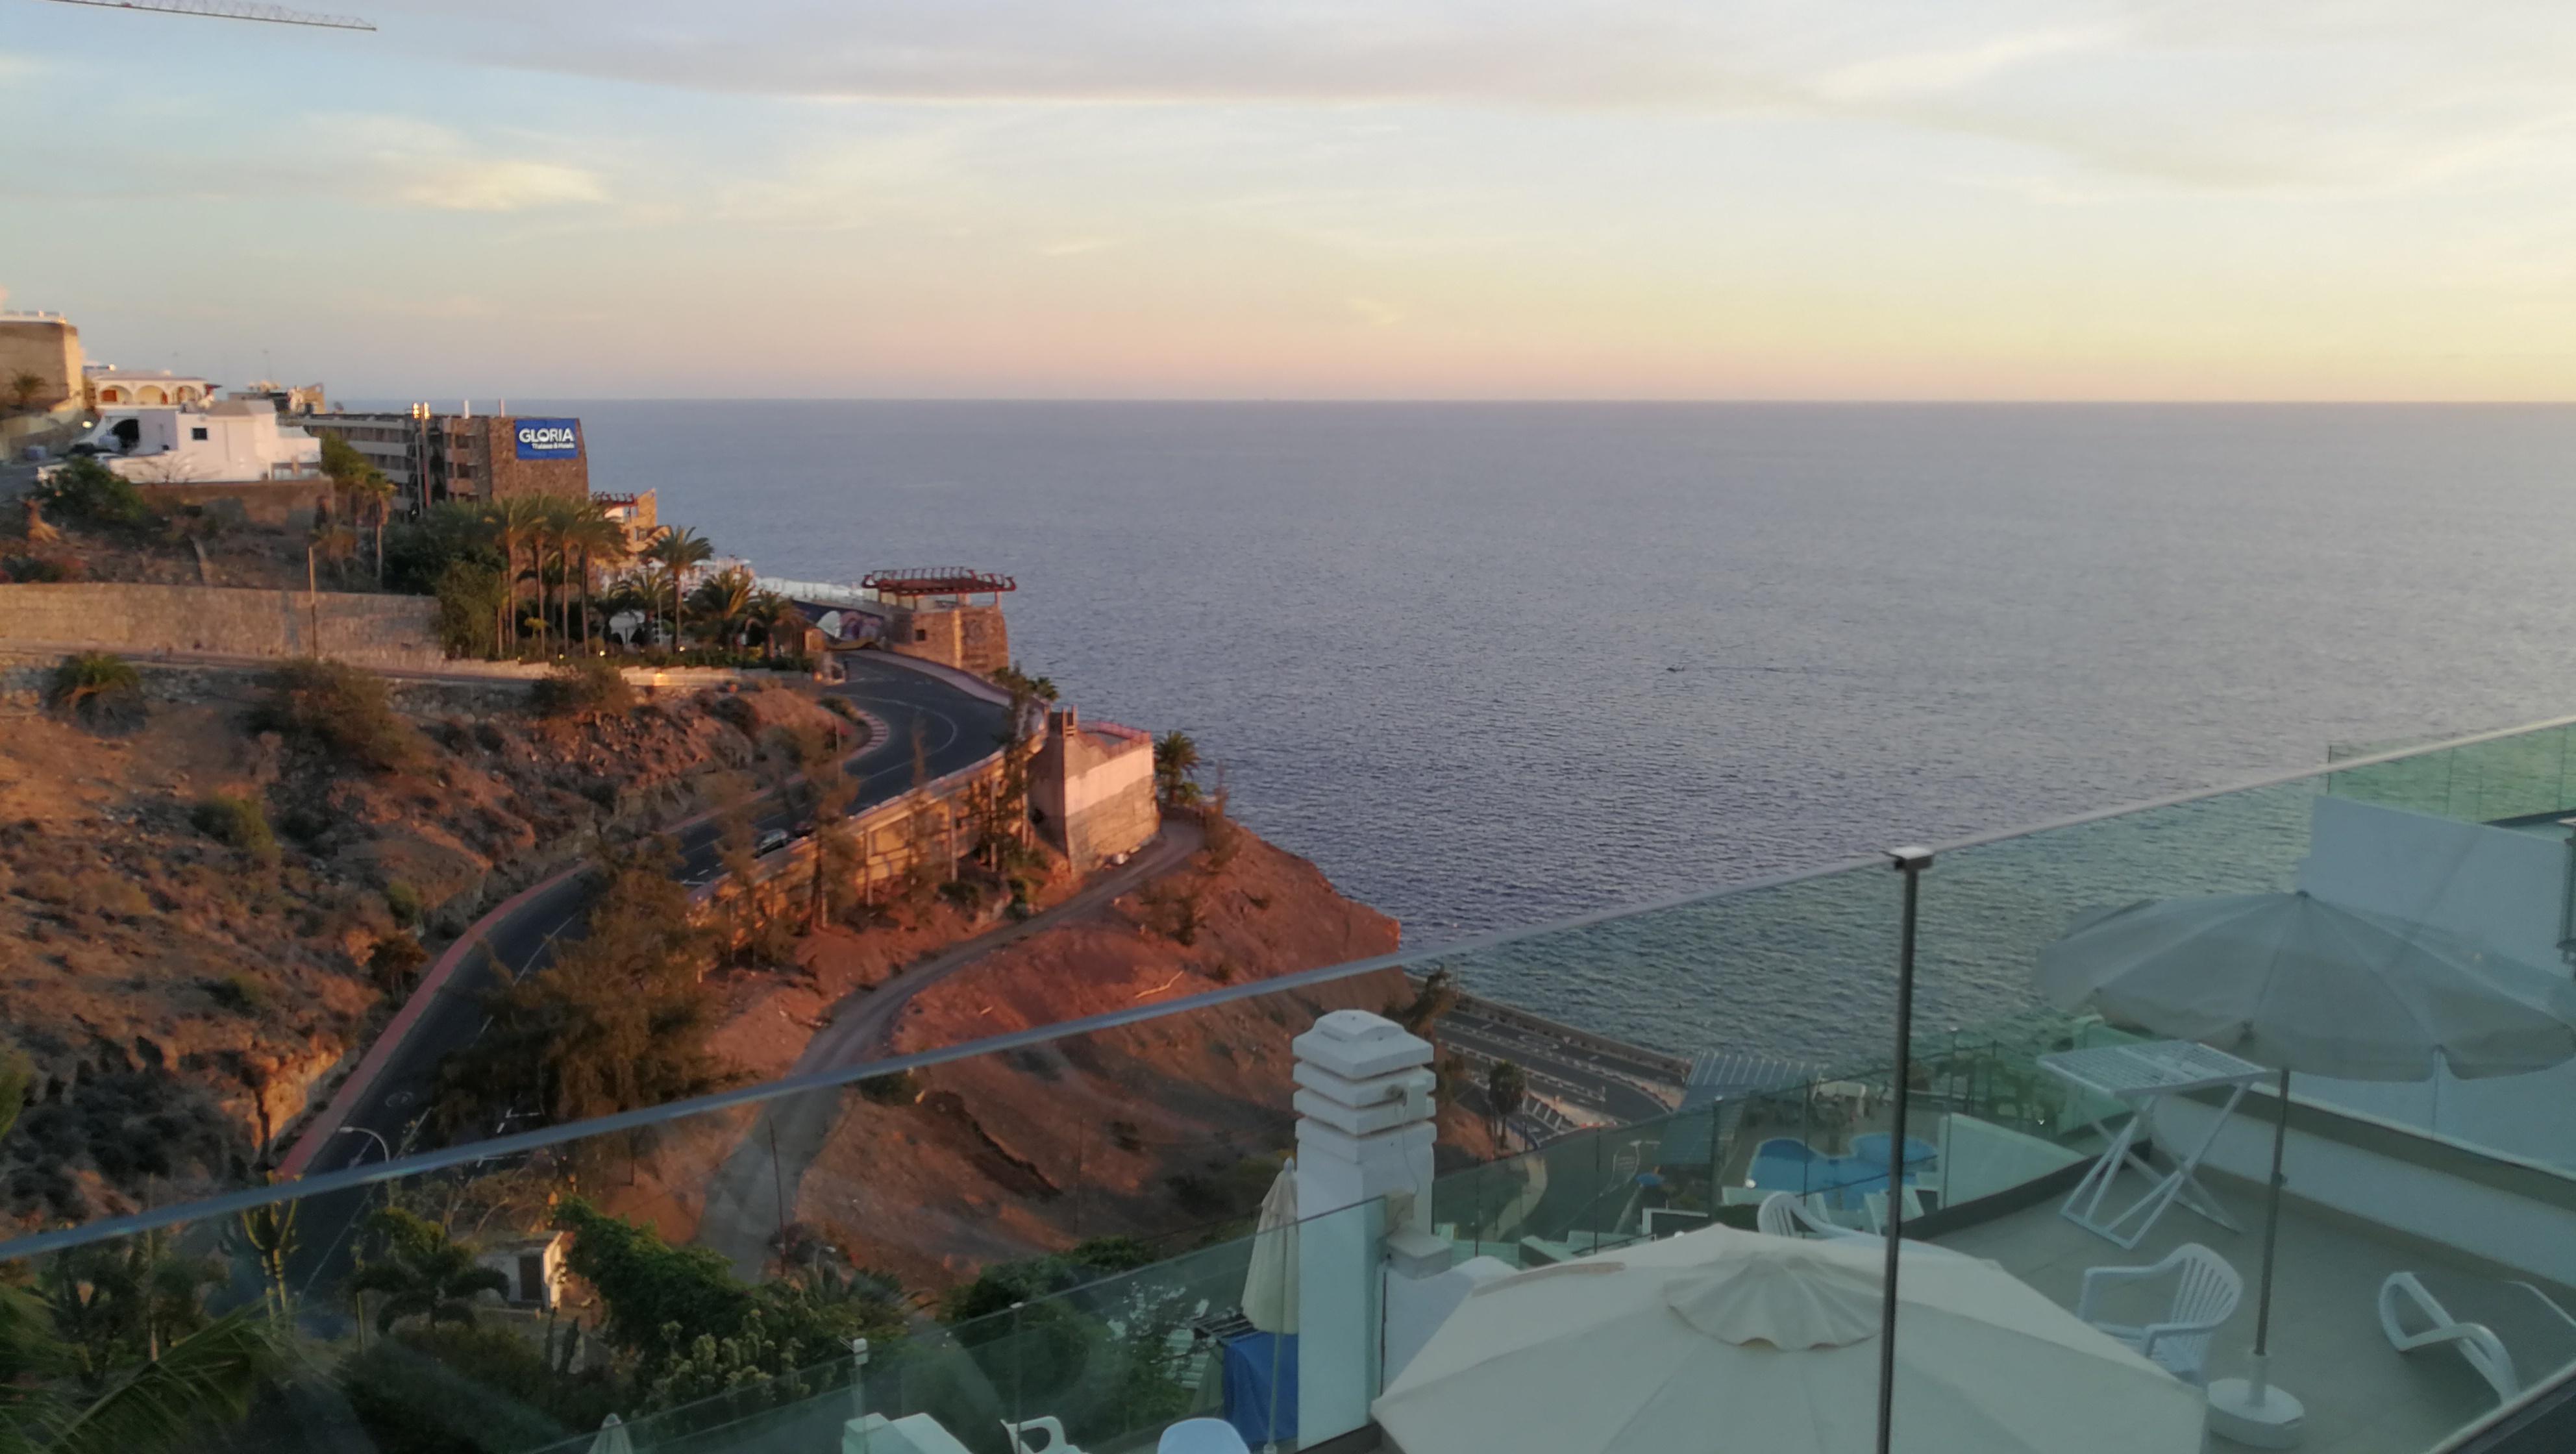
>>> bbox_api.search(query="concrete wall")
[706,746,1021,930]
[0,583,446,669]
[2295,795,2576,1170]
[0,317,81,410]
[1031,709,1159,870]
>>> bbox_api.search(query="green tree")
[250,658,419,772]
[31,458,151,536]
[1388,965,1460,1039]
[645,526,715,651]
[690,566,758,652]
[488,496,551,655]
[345,1207,509,1335]
[562,506,631,654]
[438,837,734,1133]
[1152,730,1200,807]
[748,590,801,663]
[1486,1060,1528,1144]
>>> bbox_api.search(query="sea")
[497,401,2576,1057]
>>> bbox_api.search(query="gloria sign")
[512,418,582,460]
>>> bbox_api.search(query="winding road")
[283,652,1010,1300]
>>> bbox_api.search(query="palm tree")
[645,526,713,652]
[749,591,801,662]
[1153,730,1201,806]
[531,495,589,655]
[4,1233,282,1454]
[343,1207,508,1335]
[1485,1059,1528,1146]
[7,370,47,415]
[690,567,758,652]
[487,496,551,656]
[563,508,631,654]
[347,469,396,582]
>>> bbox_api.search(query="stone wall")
[1031,709,1160,870]
[885,602,1011,675]
[478,417,589,501]
[137,478,338,528]
[0,582,447,669]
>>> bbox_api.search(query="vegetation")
[345,1207,510,1335]
[43,653,143,732]
[1486,1060,1528,1144]
[530,658,634,721]
[941,1237,1156,1324]
[1389,965,1461,1039]
[0,1047,29,1148]
[5,369,46,414]
[645,527,715,652]
[250,658,419,772]
[989,662,1059,701]
[550,1199,904,1409]
[1152,730,1201,806]
[336,1320,615,1454]
[369,933,430,992]
[29,459,151,537]
[0,1233,282,1454]
[437,837,734,1135]
[430,560,509,659]
[382,880,423,927]
[189,793,279,865]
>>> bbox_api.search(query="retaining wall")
[0,582,445,669]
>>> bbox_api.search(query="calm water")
[506,402,2576,1045]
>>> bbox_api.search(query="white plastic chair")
[1000,1417,1085,1454]
[1158,1418,1253,1454]
[1756,1191,1872,1241]
[1863,1185,1926,1234]
[2381,1269,2576,1403]
[2076,1242,2242,1386]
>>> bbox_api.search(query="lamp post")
[336,1125,390,1166]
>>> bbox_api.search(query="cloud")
[345,0,2576,197]
[388,158,607,211]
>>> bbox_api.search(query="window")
[190,426,208,441]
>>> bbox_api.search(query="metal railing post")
[1877,846,1932,1454]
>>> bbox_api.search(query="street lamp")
[337,1126,391,1165]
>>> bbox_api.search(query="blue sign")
[512,417,582,460]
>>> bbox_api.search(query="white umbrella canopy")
[1372,1227,2204,1454]
[587,1412,634,1454]
[2037,892,2576,1079]
[1242,1160,1299,1334]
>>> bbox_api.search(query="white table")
[2037,1039,2266,1249]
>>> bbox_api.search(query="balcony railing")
[10,711,2576,1452]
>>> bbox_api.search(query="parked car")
[756,828,791,856]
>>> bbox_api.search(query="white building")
[71,399,323,484]
[84,367,213,408]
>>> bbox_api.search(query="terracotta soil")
[0,669,846,1230]
[626,826,1499,1294]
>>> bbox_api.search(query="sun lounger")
[2381,1269,2576,1402]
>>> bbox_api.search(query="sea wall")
[0,582,446,669]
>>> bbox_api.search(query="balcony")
[8,715,2576,1453]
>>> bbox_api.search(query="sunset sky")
[4,0,2572,399]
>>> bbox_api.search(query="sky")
[2,0,2573,399]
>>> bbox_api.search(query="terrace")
[10,714,2576,1453]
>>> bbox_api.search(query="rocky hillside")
[614,823,1496,1294]
[0,658,845,1230]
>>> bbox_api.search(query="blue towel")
[1222,1332,1296,1447]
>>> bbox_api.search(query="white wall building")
[84,367,212,408]
[72,399,323,484]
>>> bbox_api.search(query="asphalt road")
[285,653,1010,1301]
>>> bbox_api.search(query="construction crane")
[36,0,374,31]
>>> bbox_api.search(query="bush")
[339,1323,622,1454]
[208,972,271,1015]
[32,458,153,536]
[251,658,419,772]
[45,652,143,732]
[383,880,422,927]
[370,933,430,992]
[192,793,280,863]
[530,658,634,721]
